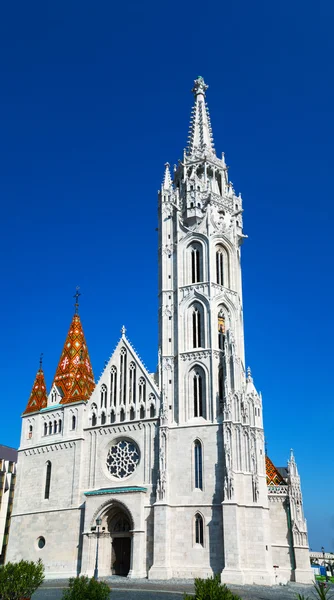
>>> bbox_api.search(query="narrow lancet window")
[216,249,224,286]
[71,415,76,430]
[194,441,203,490]
[110,367,117,407]
[192,307,202,348]
[193,371,204,417]
[195,513,204,545]
[190,245,202,283]
[44,461,51,499]
[100,384,107,409]
[218,310,225,350]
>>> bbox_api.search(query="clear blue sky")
[0,0,333,552]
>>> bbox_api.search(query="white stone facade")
[6,77,313,584]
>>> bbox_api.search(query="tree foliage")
[61,576,111,600]
[0,559,44,600]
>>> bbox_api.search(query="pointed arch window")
[216,247,224,286]
[120,349,127,405]
[54,420,57,434]
[110,410,116,424]
[194,440,203,490]
[44,422,47,436]
[120,408,125,422]
[44,461,52,499]
[218,364,226,405]
[218,310,225,350]
[150,404,155,418]
[101,412,106,425]
[130,406,135,421]
[229,356,235,392]
[71,414,76,430]
[190,243,202,284]
[192,307,202,348]
[129,363,136,404]
[138,378,146,405]
[28,424,33,439]
[100,384,107,409]
[195,513,204,545]
[110,366,117,407]
[58,419,62,433]
[92,413,97,427]
[193,369,205,418]
[140,405,145,420]
[48,422,52,435]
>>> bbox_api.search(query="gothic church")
[7,78,312,584]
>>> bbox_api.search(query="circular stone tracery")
[106,440,140,479]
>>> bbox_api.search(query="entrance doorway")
[112,537,131,576]
[108,508,132,577]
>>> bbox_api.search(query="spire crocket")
[51,297,95,404]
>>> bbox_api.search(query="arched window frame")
[110,366,117,407]
[190,366,206,419]
[91,403,97,427]
[194,512,204,546]
[138,377,146,405]
[110,410,116,424]
[58,419,62,433]
[188,241,204,284]
[101,412,106,425]
[48,422,52,435]
[129,406,135,421]
[150,404,155,418]
[215,244,230,288]
[44,461,52,500]
[120,407,125,422]
[54,420,58,434]
[140,405,145,420]
[100,384,107,409]
[129,362,136,405]
[194,440,203,490]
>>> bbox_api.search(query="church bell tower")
[151,77,274,584]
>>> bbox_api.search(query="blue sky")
[0,0,333,551]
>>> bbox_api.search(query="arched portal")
[107,505,132,576]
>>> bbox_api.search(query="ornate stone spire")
[52,311,95,404]
[23,363,48,414]
[187,76,215,156]
[162,162,172,190]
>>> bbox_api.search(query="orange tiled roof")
[23,369,48,414]
[52,313,95,404]
[266,455,285,486]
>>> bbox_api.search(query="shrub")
[61,576,111,600]
[184,575,241,600]
[313,582,333,600]
[0,559,44,600]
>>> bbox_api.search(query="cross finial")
[74,286,81,314]
[121,325,126,337]
[192,76,208,97]
[39,353,43,370]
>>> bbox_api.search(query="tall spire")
[162,162,172,190]
[52,310,95,404]
[187,76,215,156]
[23,361,48,414]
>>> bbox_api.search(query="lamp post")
[321,546,328,582]
[93,517,102,580]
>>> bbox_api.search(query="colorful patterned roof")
[52,313,95,404]
[23,369,48,414]
[266,455,286,486]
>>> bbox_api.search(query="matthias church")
[7,78,312,584]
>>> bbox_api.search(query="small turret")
[23,356,48,414]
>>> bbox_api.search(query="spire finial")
[39,352,43,370]
[187,76,215,156]
[247,366,252,381]
[121,325,126,337]
[74,286,81,314]
[192,76,208,97]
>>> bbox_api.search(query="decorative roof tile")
[52,314,95,404]
[23,369,48,414]
[265,455,286,486]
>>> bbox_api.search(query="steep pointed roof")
[23,368,48,414]
[187,76,215,156]
[162,162,172,190]
[266,455,286,486]
[52,313,95,404]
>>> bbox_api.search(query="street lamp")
[321,546,328,582]
[93,517,102,580]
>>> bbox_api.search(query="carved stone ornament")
[180,350,210,361]
[157,426,168,501]
[252,473,259,502]
[224,468,234,500]
[162,357,173,371]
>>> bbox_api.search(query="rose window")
[106,440,140,479]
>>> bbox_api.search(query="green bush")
[313,581,334,600]
[61,576,111,600]
[184,575,241,600]
[0,559,44,600]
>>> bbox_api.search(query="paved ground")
[32,577,321,600]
